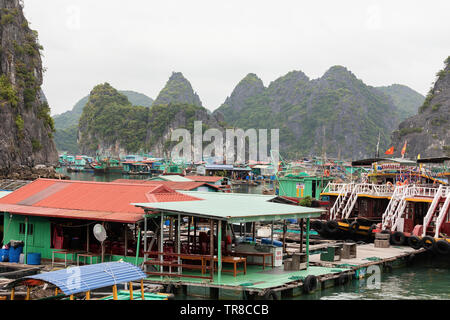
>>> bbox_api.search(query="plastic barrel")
[27,253,41,265]
[0,248,9,262]
[8,246,23,263]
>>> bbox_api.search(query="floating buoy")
[325,220,339,234]
[303,275,318,294]
[311,220,324,233]
[434,240,450,255]
[408,235,423,250]
[421,236,435,250]
[390,231,405,246]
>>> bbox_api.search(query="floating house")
[195,164,251,179]
[133,192,327,299]
[277,172,334,200]
[0,179,199,265]
[113,179,221,192]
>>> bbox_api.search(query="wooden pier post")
[141,279,145,300]
[218,220,222,283]
[210,219,214,280]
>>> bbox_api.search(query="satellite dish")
[93,224,107,242]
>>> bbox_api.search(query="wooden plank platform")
[309,243,424,269]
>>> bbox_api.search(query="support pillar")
[306,218,310,268]
[218,220,222,283]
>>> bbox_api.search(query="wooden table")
[77,252,102,265]
[212,256,247,277]
[230,251,273,269]
[52,249,85,267]
[180,254,211,274]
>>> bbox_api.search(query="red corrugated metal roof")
[184,175,224,183]
[113,179,220,191]
[0,179,201,223]
[0,203,144,223]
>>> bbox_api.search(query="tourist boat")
[316,157,450,255]
[92,158,123,174]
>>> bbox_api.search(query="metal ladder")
[421,185,443,237]
[434,191,450,238]
[330,183,353,220]
[382,185,402,229]
[341,184,359,219]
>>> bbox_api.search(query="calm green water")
[299,255,450,300]
[57,169,450,300]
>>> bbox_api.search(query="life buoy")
[421,236,435,250]
[434,240,450,255]
[303,275,318,294]
[408,235,423,250]
[390,231,405,245]
[386,181,394,191]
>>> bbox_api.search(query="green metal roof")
[133,192,323,223]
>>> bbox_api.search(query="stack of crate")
[284,253,307,271]
[374,232,390,248]
[342,243,357,259]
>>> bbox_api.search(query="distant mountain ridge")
[391,57,450,158]
[152,72,203,107]
[76,73,224,157]
[53,90,153,153]
[214,66,424,159]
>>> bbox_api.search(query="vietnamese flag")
[384,146,394,155]
[401,141,407,158]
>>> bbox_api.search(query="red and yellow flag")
[384,146,394,155]
[401,141,407,158]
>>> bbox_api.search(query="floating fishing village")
[0,0,449,307]
[0,152,448,301]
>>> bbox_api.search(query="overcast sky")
[23,0,450,115]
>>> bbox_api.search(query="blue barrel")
[261,238,283,247]
[27,253,41,265]
[8,246,23,263]
[0,248,9,262]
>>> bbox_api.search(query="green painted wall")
[277,177,333,199]
[2,213,52,259]
[2,213,142,265]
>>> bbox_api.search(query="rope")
[103,263,117,285]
